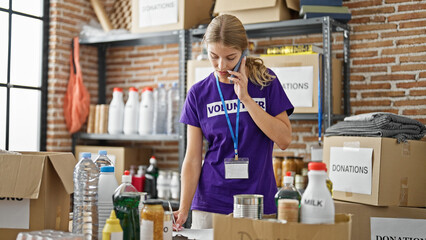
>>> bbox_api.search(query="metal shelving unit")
[72,17,350,167]
[191,17,350,131]
[73,30,190,167]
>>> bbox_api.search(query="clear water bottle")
[73,152,100,240]
[124,87,140,135]
[94,150,113,169]
[167,82,180,135]
[153,83,167,134]
[138,87,154,135]
[108,87,125,135]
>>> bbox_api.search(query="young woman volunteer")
[173,14,294,230]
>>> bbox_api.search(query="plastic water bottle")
[94,150,113,169]
[167,82,180,135]
[138,87,154,135]
[170,171,180,200]
[113,171,141,240]
[144,156,159,199]
[124,87,140,135]
[300,162,335,224]
[98,166,119,239]
[73,152,100,240]
[108,87,125,134]
[157,170,170,200]
[153,83,167,134]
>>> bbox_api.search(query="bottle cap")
[172,82,178,87]
[129,87,138,92]
[98,150,107,155]
[122,170,131,183]
[101,166,114,173]
[149,156,157,165]
[283,171,294,184]
[113,87,123,92]
[82,152,91,158]
[158,83,165,88]
[142,87,153,92]
[308,162,326,171]
[106,210,121,225]
[143,199,163,205]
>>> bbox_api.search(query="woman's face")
[207,43,242,82]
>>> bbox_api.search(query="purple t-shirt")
[180,69,294,214]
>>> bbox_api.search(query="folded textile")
[325,112,426,142]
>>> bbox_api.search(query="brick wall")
[47,0,426,166]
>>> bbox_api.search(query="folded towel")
[325,112,426,142]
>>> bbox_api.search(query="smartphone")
[229,49,249,83]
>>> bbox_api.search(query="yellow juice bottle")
[103,210,123,240]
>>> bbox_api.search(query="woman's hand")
[172,208,187,231]
[227,56,250,102]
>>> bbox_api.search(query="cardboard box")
[335,200,426,240]
[323,136,426,207]
[75,145,152,184]
[213,213,352,240]
[0,152,76,240]
[186,60,213,92]
[262,54,343,114]
[214,0,300,25]
[131,0,214,33]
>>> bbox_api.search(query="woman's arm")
[173,125,204,229]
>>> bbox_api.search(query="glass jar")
[141,200,164,240]
[272,157,283,187]
[293,157,304,175]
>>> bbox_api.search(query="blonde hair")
[203,14,275,88]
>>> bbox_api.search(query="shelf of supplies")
[79,29,183,47]
[191,17,349,40]
[76,133,181,141]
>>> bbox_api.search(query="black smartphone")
[230,49,249,83]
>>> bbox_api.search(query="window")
[0,0,48,151]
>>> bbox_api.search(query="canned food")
[233,194,263,220]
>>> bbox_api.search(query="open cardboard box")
[0,152,76,240]
[213,213,352,240]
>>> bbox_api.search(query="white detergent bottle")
[108,87,125,134]
[123,87,140,135]
[300,162,335,224]
[138,87,154,135]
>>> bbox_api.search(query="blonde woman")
[174,14,294,230]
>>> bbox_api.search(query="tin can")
[233,194,263,220]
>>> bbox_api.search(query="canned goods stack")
[233,194,264,220]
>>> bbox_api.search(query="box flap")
[286,0,300,11]
[214,0,277,13]
[48,153,77,195]
[0,154,45,199]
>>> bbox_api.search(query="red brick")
[371,74,416,81]
[354,109,399,115]
[410,90,426,96]
[395,99,426,106]
[351,82,391,90]
[350,16,386,24]
[291,127,313,133]
[353,24,397,32]
[166,43,179,49]
[382,29,426,38]
[351,7,395,16]
[385,0,423,3]
[361,91,406,98]
[257,39,293,47]
[403,109,426,115]
[400,20,426,29]
[350,75,366,81]
[420,72,426,78]
[400,55,426,63]
[391,64,426,72]
[351,40,393,50]
[398,3,426,11]
[397,37,426,46]
[382,46,426,55]
[352,57,395,65]
[345,0,382,8]
[396,80,426,88]
[351,100,392,107]
[294,37,323,44]
[351,33,379,41]
[388,12,426,22]
[288,143,307,149]
[350,51,378,58]
[136,45,164,51]
[302,136,321,142]
[351,66,387,73]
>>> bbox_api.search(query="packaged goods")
[73,152,100,239]
[233,194,264,220]
[301,162,334,224]
[113,171,140,240]
[124,87,140,135]
[272,156,283,187]
[102,210,123,240]
[108,87,125,134]
[163,211,173,240]
[140,200,164,240]
[139,87,154,135]
[98,166,119,239]
[275,172,301,222]
[157,170,171,200]
[278,199,299,223]
[144,156,159,199]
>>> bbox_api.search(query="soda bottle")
[113,170,141,240]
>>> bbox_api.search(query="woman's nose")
[218,58,226,70]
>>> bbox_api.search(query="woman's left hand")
[227,56,250,102]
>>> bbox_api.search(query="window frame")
[0,0,49,151]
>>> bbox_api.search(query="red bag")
[63,37,91,134]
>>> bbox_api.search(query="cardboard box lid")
[0,152,76,199]
[214,0,299,13]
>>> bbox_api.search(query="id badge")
[224,157,249,179]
